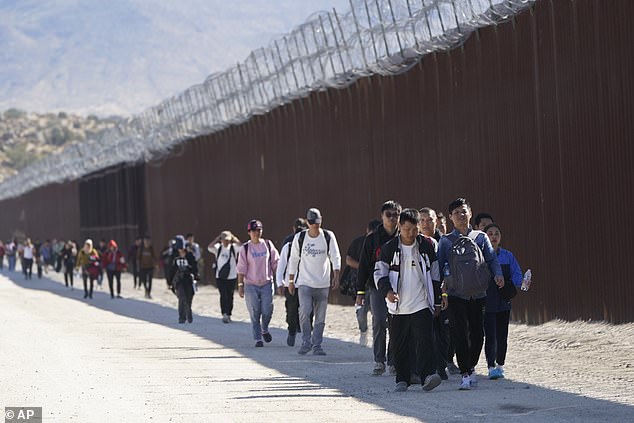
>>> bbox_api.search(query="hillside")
[0,109,118,182]
[0,0,348,116]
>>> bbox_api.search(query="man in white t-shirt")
[208,230,241,323]
[374,208,443,393]
[287,208,341,356]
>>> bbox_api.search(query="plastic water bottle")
[521,269,532,291]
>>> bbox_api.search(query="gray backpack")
[445,231,490,298]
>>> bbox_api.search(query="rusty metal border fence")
[0,0,535,201]
[1,0,633,323]
[140,0,634,322]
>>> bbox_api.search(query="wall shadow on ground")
[5,270,633,422]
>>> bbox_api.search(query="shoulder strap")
[298,230,307,257]
[243,241,249,256]
[323,229,331,256]
[229,244,236,259]
[467,230,480,242]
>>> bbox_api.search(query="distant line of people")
[1,197,529,393]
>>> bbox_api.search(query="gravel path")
[1,270,632,422]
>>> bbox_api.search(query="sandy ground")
[0,268,632,423]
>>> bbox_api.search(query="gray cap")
[306,208,322,224]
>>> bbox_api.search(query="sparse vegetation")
[4,143,34,170]
[0,109,118,181]
[3,108,26,119]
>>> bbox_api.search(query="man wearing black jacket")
[170,236,199,324]
[374,208,444,392]
[356,200,401,376]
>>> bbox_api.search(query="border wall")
[1,0,633,323]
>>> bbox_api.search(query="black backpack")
[444,231,490,298]
[216,244,236,280]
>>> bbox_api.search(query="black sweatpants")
[433,309,451,372]
[82,273,95,298]
[140,268,153,296]
[131,262,139,288]
[391,308,435,385]
[284,287,301,335]
[217,278,236,316]
[107,270,122,298]
[448,296,485,375]
[64,270,74,287]
[177,282,194,323]
[484,310,511,368]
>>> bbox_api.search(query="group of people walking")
[0,236,158,300]
[1,198,528,393]
[201,199,527,393]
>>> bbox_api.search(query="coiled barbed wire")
[0,0,534,200]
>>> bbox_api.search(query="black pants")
[216,278,236,316]
[391,308,436,385]
[37,263,43,279]
[82,273,94,298]
[448,296,485,374]
[484,310,511,368]
[64,270,74,287]
[107,270,122,298]
[140,268,153,295]
[284,287,301,335]
[23,258,33,279]
[433,309,451,372]
[177,282,194,323]
[131,263,139,287]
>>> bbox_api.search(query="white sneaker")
[422,374,442,392]
[459,375,471,390]
[395,381,408,392]
[372,362,386,376]
[359,331,368,346]
[469,373,478,387]
[496,365,505,378]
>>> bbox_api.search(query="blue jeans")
[356,292,370,333]
[244,282,274,341]
[369,287,393,365]
[298,286,329,350]
[8,256,16,271]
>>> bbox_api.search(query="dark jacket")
[356,224,398,293]
[169,252,199,287]
[374,234,442,307]
[485,247,523,313]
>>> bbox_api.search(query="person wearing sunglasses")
[356,200,402,376]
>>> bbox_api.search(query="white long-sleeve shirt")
[287,229,341,288]
[276,242,290,288]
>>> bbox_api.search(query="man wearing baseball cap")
[287,208,341,355]
[237,220,280,347]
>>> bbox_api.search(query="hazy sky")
[0,0,351,115]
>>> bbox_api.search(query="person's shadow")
[4,270,633,422]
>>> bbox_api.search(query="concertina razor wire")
[0,0,534,201]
